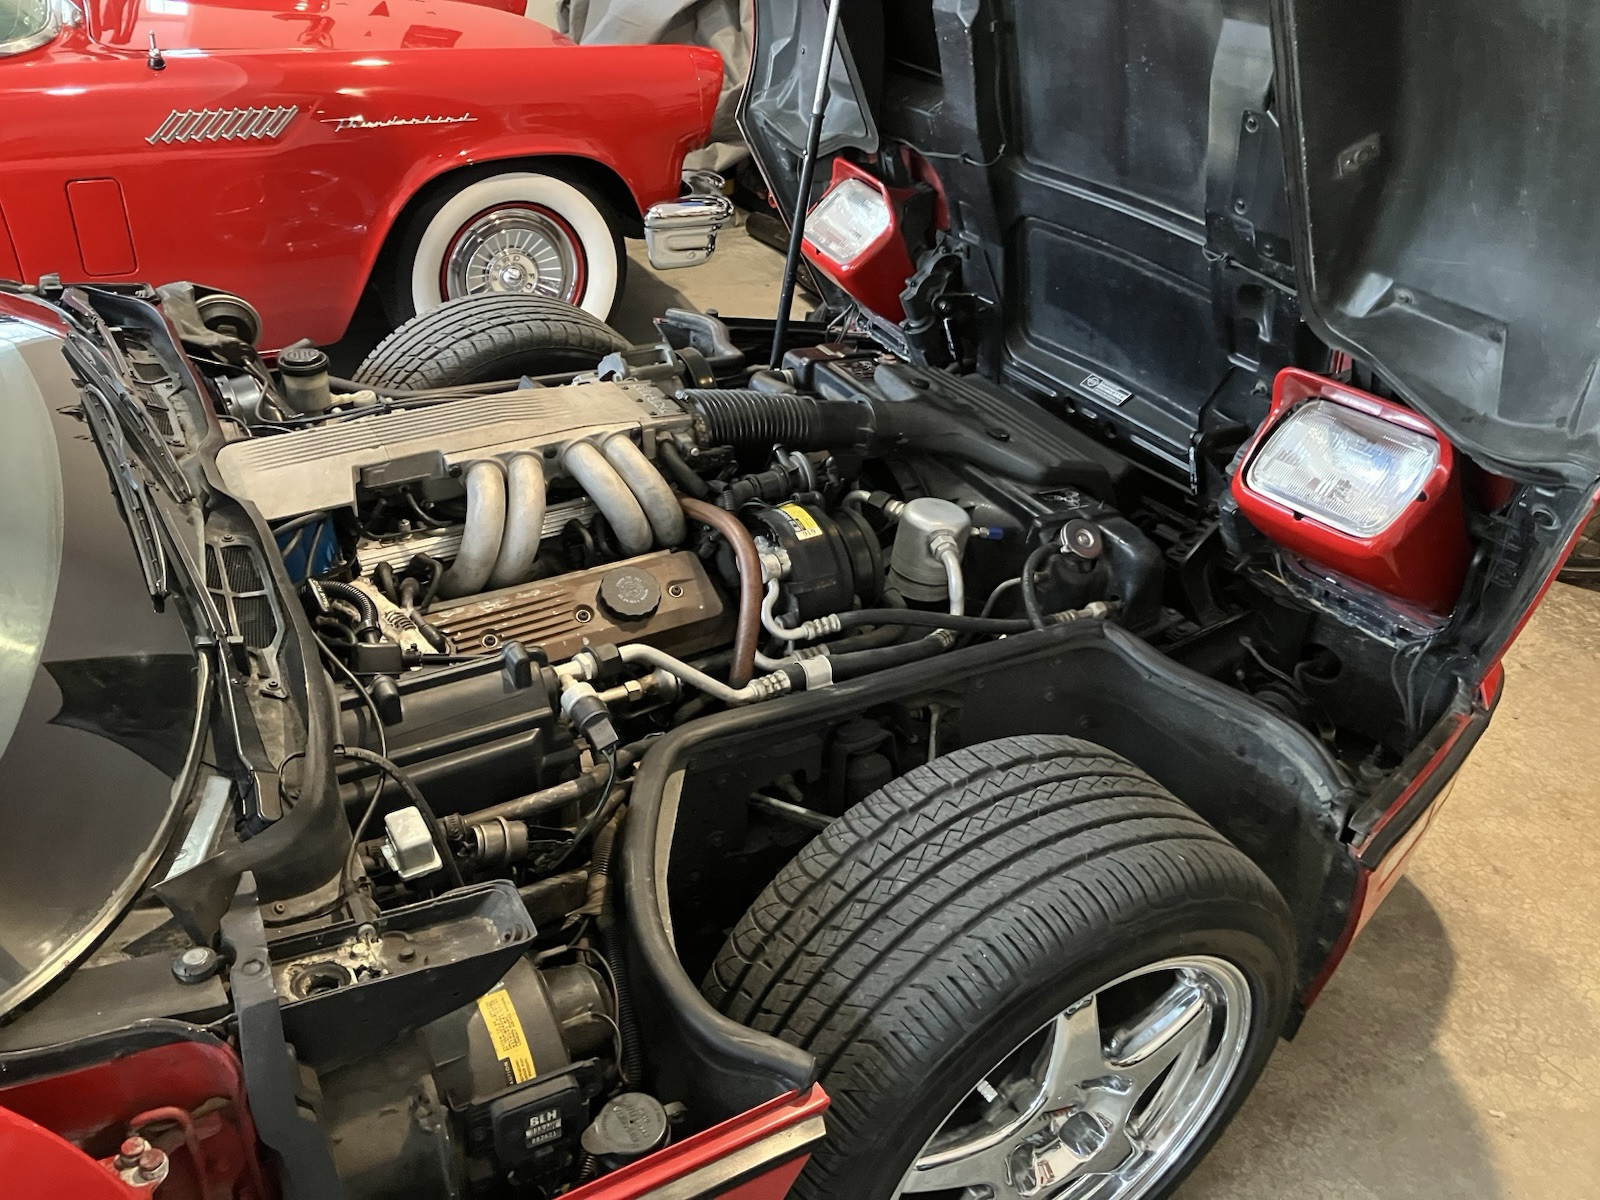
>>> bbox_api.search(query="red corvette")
[0,0,730,348]
[4,0,1597,1199]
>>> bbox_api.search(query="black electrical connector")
[499,641,542,691]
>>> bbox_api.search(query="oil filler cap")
[598,566,661,620]
[580,1093,670,1162]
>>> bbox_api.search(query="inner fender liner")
[621,620,1352,1124]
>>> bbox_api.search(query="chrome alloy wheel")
[895,956,1252,1200]
[442,205,584,303]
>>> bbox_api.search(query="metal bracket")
[219,872,346,1200]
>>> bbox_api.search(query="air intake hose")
[676,388,875,452]
[680,376,1111,488]
[676,384,1009,472]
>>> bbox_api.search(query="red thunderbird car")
[0,0,732,348]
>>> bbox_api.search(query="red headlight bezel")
[800,159,915,321]
[1230,368,1471,614]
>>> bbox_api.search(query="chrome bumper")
[643,175,735,270]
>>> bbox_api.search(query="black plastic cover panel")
[995,1,1289,472]
[1273,0,1600,483]
[740,0,879,165]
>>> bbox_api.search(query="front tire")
[706,735,1295,1200]
[391,170,626,325]
[354,295,630,390]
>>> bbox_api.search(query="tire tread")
[705,734,1293,1200]
[354,294,628,390]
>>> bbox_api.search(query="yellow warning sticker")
[778,503,823,541]
[477,986,536,1086]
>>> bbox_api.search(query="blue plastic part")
[278,518,338,583]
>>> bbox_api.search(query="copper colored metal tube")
[680,497,761,686]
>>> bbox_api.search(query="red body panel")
[1231,367,1471,614]
[64,178,138,274]
[1,0,721,347]
[0,205,24,279]
[0,1107,145,1200]
[801,158,915,322]
[0,1028,821,1200]
[0,1039,269,1200]
[1301,666,1501,1009]
[1302,482,1600,1008]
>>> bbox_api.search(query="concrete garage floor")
[621,229,1600,1199]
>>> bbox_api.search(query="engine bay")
[20,280,1571,1200]
[207,312,1210,1194]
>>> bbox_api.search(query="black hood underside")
[743,0,1600,487]
[1274,0,1600,486]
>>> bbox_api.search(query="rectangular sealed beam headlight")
[1231,368,1470,614]
[800,160,916,321]
[1245,399,1440,537]
[803,177,893,264]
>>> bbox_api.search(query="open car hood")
[742,0,1600,486]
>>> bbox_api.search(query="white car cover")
[549,0,751,172]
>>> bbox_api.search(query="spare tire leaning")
[707,734,1296,1200]
[354,294,630,391]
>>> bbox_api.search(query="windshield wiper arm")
[76,375,172,603]
[60,307,193,504]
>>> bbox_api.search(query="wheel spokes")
[447,208,579,302]
[1040,997,1114,1110]
[893,960,1248,1200]
[899,1138,1026,1196]
[1104,972,1212,1097]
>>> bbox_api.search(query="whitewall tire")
[404,172,623,322]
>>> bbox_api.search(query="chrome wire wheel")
[895,956,1252,1200]
[441,204,584,303]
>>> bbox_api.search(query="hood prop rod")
[769,0,846,367]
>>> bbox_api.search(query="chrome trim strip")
[263,106,298,138]
[241,108,273,139]
[147,111,184,144]
[148,104,300,145]
[170,110,207,141]
[638,1114,827,1200]
[217,109,251,140]
[321,112,478,131]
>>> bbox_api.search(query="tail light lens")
[1231,368,1470,614]
[801,160,915,321]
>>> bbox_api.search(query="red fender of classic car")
[0,0,727,348]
